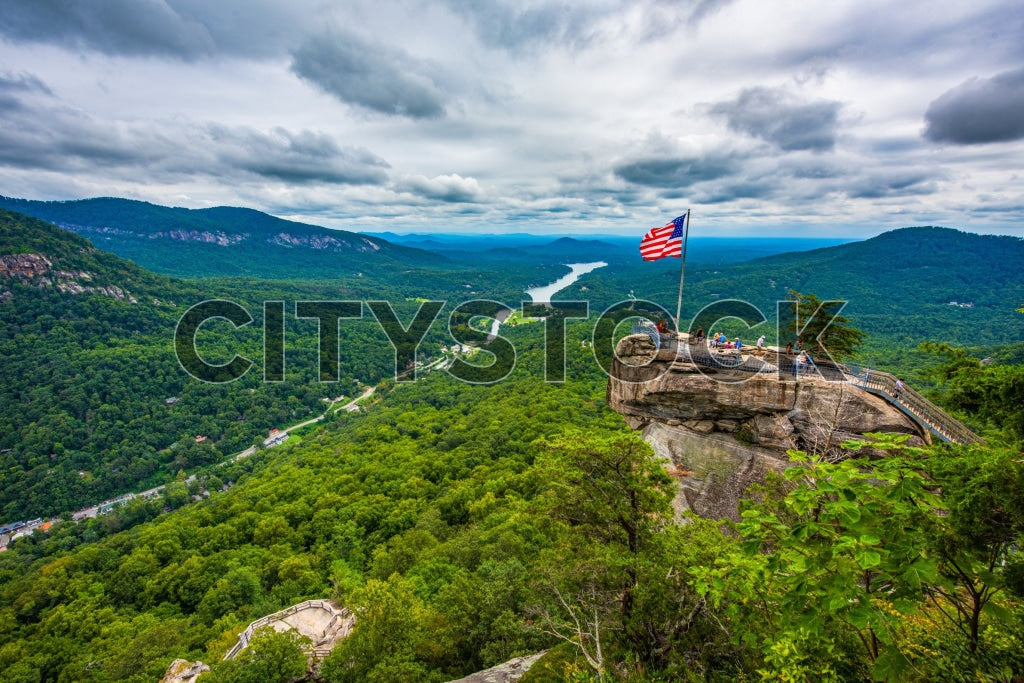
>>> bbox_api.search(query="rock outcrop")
[446,651,547,683]
[0,252,137,302]
[159,659,209,683]
[0,253,54,281]
[608,335,925,519]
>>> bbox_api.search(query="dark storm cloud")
[923,67,1024,144]
[844,170,941,199]
[444,0,735,50]
[613,155,738,188]
[868,136,928,155]
[709,86,841,152]
[397,175,481,203]
[0,72,52,112]
[207,126,390,185]
[0,0,318,59]
[554,172,648,211]
[693,179,778,204]
[0,87,389,185]
[0,0,216,58]
[0,84,148,170]
[290,31,447,119]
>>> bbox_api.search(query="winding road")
[2,385,380,544]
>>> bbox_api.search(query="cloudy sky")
[1,0,1023,237]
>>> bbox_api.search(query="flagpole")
[674,209,690,334]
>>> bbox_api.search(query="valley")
[1,203,1022,682]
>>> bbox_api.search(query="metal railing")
[627,327,983,446]
[224,599,352,660]
[844,365,984,446]
[631,325,844,379]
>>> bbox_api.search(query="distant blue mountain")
[374,231,858,265]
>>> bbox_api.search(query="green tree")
[923,341,1024,442]
[701,438,1024,680]
[320,574,439,683]
[700,445,943,680]
[924,445,1024,654]
[206,626,309,683]
[786,290,865,361]
[532,433,725,678]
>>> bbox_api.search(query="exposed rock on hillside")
[0,252,137,302]
[0,252,52,279]
[270,232,382,252]
[446,651,547,683]
[159,659,209,683]
[607,335,925,519]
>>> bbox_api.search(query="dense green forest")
[0,210,559,519]
[0,320,1021,681]
[2,208,1023,681]
[3,211,1021,519]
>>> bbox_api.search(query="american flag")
[639,214,686,261]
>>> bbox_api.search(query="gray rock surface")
[159,659,209,683]
[446,651,547,683]
[608,334,925,519]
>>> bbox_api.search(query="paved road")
[5,385,382,544]
[339,386,375,412]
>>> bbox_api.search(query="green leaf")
[846,603,874,629]
[855,549,881,568]
[740,539,762,555]
[837,504,862,525]
[983,600,1011,621]
[828,593,849,612]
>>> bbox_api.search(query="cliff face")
[607,335,924,519]
[0,252,137,302]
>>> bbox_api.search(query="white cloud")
[0,0,1021,236]
[397,173,484,203]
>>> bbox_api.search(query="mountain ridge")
[0,208,173,303]
[0,196,448,278]
[0,209,433,519]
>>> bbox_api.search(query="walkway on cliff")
[638,327,983,447]
[841,364,984,446]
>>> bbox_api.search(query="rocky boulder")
[159,659,209,683]
[608,334,926,519]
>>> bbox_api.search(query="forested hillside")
[1,210,537,519]
[2,209,1023,681]
[0,197,501,284]
[0,319,1021,682]
[569,226,1024,372]
[4,214,1022,518]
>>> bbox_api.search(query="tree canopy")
[785,289,866,361]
